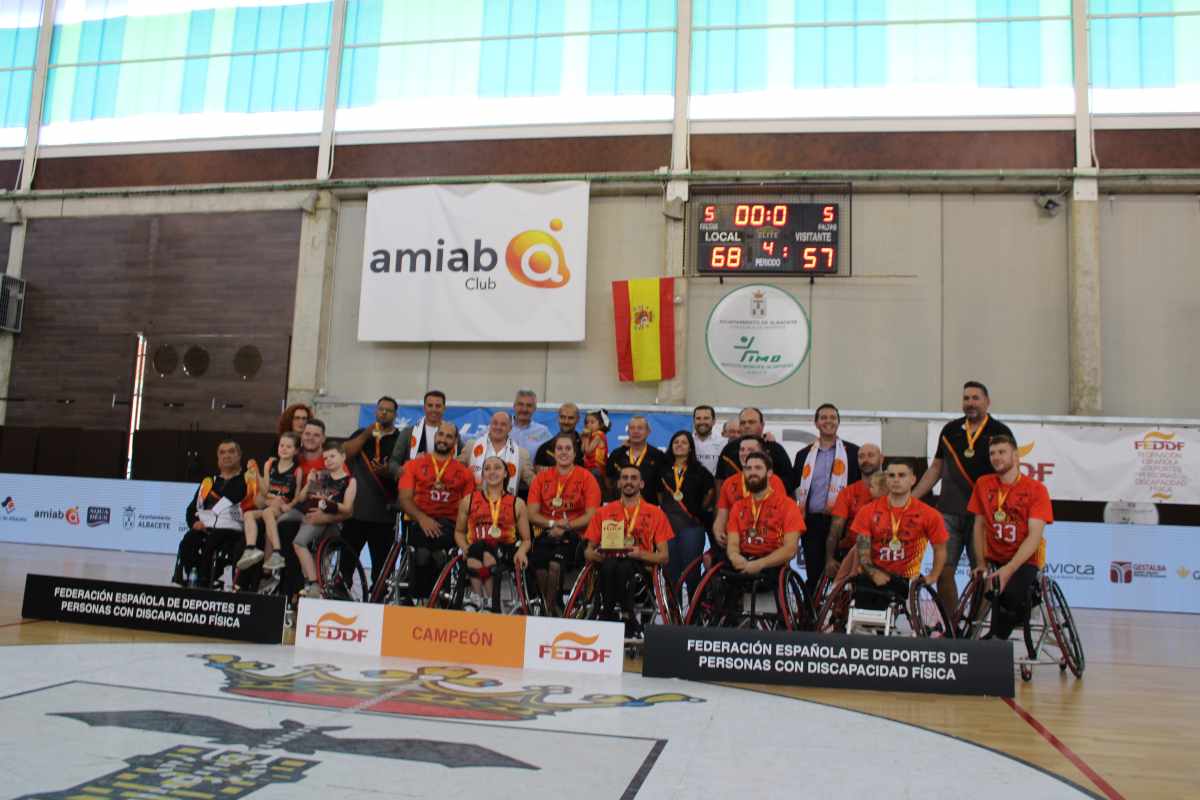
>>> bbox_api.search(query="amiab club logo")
[506,218,572,289]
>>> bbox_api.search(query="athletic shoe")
[263,552,285,571]
[237,548,264,571]
[301,583,322,598]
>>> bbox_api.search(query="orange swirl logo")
[1135,431,1184,451]
[317,612,359,626]
[505,219,570,288]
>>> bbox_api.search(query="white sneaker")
[237,548,264,571]
[263,552,285,571]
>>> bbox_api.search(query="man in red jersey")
[968,434,1054,641]
[712,435,787,555]
[398,420,475,598]
[850,459,948,612]
[527,433,602,615]
[725,451,805,576]
[824,443,884,580]
[584,465,672,635]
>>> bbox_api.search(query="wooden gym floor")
[2,541,1195,799]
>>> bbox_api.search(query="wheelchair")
[427,544,544,615]
[562,560,681,640]
[368,514,421,606]
[955,567,1085,682]
[311,527,369,602]
[816,567,954,638]
[683,561,812,631]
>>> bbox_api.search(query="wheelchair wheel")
[815,577,853,634]
[905,580,955,638]
[315,535,368,602]
[684,562,732,627]
[513,565,545,616]
[369,541,412,605]
[954,573,991,639]
[1043,576,1085,677]
[563,562,601,620]
[428,554,468,610]
[647,566,682,626]
[674,554,706,614]
[810,571,833,616]
[779,568,814,631]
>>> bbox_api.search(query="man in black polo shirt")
[342,396,402,588]
[534,402,584,471]
[604,415,667,502]
[173,440,249,588]
[913,380,1015,612]
[715,407,795,494]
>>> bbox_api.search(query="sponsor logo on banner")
[34,506,81,524]
[1110,561,1133,583]
[1133,431,1187,501]
[505,219,572,289]
[523,616,624,675]
[706,285,811,387]
[1044,562,1095,581]
[87,506,111,527]
[134,512,173,531]
[1014,441,1056,483]
[2,496,14,512]
[123,505,136,530]
[296,599,383,655]
[537,631,613,664]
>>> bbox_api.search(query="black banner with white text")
[22,574,285,644]
[643,625,1014,697]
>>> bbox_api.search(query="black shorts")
[465,540,518,563]
[406,518,456,553]
[852,574,910,610]
[530,532,579,570]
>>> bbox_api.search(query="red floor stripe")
[1003,696,1125,800]
[0,619,44,629]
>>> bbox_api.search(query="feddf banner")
[358,181,589,342]
[925,422,1199,504]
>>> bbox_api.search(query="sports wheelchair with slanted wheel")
[563,561,681,640]
[684,562,812,631]
[368,514,422,606]
[427,546,544,615]
[954,567,1085,682]
[816,562,954,638]
[312,528,369,602]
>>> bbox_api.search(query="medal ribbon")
[673,465,686,496]
[749,489,771,533]
[963,414,990,454]
[430,454,451,485]
[995,477,1016,516]
[623,500,642,544]
[372,422,382,463]
[486,490,503,534]
[553,466,575,505]
[629,446,647,467]
[888,497,911,548]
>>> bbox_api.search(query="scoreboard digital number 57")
[695,202,841,276]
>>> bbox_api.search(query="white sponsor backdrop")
[296,598,385,656]
[926,422,1199,504]
[918,521,1200,614]
[358,181,590,342]
[0,473,192,553]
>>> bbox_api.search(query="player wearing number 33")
[967,434,1054,641]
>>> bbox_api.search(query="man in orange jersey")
[968,434,1054,641]
[824,443,884,579]
[527,433,603,615]
[725,452,805,576]
[712,435,787,556]
[850,459,948,613]
[398,420,475,598]
[584,465,672,635]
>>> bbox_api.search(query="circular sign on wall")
[705,284,811,387]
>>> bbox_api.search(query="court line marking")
[1002,696,1126,800]
[0,619,44,629]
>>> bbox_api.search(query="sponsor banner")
[360,405,882,464]
[295,598,385,656]
[382,606,527,668]
[705,284,812,387]
[643,625,1014,697]
[358,181,589,342]
[919,521,1200,614]
[294,602,624,674]
[21,574,285,643]
[0,472,192,553]
[522,616,624,675]
[925,422,1200,504]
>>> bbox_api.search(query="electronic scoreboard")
[694,201,842,276]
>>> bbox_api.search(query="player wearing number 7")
[967,434,1054,641]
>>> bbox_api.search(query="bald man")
[824,442,882,579]
[534,402,584,471]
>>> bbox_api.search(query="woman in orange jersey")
[453,456,532,609]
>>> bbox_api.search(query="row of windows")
[0,0,1197,143]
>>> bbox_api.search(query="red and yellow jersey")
[399,454,475,519]
[717,472,787,511]
[830,480,875,550]
[465,491,519,546]
[298,453,325,485]
[850,496,948,578]
[967,474,1053,568]
[584,500,673,551]
[528,466,602,521]
[727,491,806,558]
[582,434,608,471]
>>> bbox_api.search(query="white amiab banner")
[358,181,589,342]
[925,422,1199,505]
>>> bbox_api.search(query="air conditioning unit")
[0,275,25,333]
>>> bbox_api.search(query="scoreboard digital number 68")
[694,201,841,276]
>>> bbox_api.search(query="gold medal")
[964,448,975,458]
[889,536,903,553]
[433,481,445,492]
[673,491,684,502]
[551,497,564,509]
[962,414,989,461]
[993,510,1007,523]
[887,497,911,556]
[746,527,758,539]
[488,525,502,539]
[429,454,452,493]
[994,479,1016,526]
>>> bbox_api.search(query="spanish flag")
[612,277,676,382]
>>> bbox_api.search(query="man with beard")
[390,390,447,473]
[913,381,1014,612]
[725,452,805,578]
[712,435,787,557]
[691,405,725,476]
[714,407,794,493]
[968,435,1053,642]
[397,421,475,598]
[584,465,672,637]
[534,402,584,471]
[342,396,402,588]
[823,442,882,581]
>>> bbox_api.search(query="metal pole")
[316,0,348,180]
[18,0,57,192]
